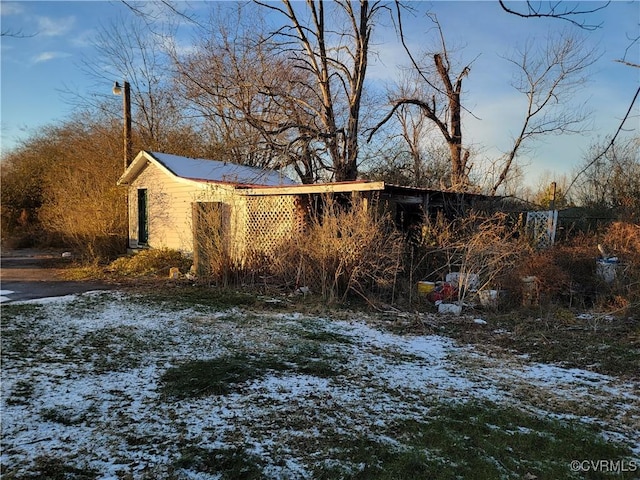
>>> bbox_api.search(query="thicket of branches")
[1,115,127,257]
[1,0,637,261]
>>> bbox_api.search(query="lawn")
[1,290,638,479]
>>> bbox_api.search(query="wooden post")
[123,81,132,171]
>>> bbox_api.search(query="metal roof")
[117,151,298,187]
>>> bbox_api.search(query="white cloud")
[32,51,72,64]
[36,15,75,37]
[0,2,24,16]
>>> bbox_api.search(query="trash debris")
[438,303,462,315]
[446,272,479,291]
[427,282,458,303]
[478,289,499,308]
[295,286,311,296]
[473,318,487,325]
[596,243,619,283]
[185,265,197,281]
[596,258,618,283]
[417,281,435,295]
[521,276,538,307]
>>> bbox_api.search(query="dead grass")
[106,248,192,277]
[276,195,405,303]
[397,308,640,378]
[2,292,637,480]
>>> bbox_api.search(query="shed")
[116,150,298,258]
[117,151,497,272]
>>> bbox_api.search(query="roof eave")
[116,151,158,186]
[237,180,386,196]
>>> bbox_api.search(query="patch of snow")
[1,290,15,303]
[2,291,639,477]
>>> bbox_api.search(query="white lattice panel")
[526,210,558,249]
[245,196,306,261]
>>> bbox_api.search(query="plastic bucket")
[417,281,436,295]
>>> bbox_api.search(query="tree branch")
[566,86,640,195]
[498,0,610,31]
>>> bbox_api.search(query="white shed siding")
[128,162,237,253]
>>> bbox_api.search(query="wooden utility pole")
[113,81,132,171]
[113,80,133,252]
[122,81,132,171]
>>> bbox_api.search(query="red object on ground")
[427,282,457,303]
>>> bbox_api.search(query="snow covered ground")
[2,291,638,479]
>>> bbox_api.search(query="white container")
[478,289,498,308]
[596,259,618,283]
[438,303,462,315]
[446,272,479,290]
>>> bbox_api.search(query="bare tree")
[172,5,325,182]
[84,18,198,153]
[616,32,640,68]
[368,12,474,191]
[498,0,638,198]
[490,31,597,195]
[571,136,640,220]
[254,0,387,181]
[395,104,428,187]
[1,28,36,38]
[70,16,206,159]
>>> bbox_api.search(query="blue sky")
[1,1,638,188]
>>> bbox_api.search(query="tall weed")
[412,211,529,305]
[278,195,404,303]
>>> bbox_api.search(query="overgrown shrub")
[107,248,192,277]
[507,222,640,313]
[410,211,530,306]
[602,222,640,263]
[191,202,242,286]
[507,245,578,307]
[601,221,640,310]
[275,195,404,302]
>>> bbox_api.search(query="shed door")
[192,202,230,277]
[137,189,149,245]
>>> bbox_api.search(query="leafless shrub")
[602,222,640,264]
[416,212,531,306]
[601,221,640,309]
[192,203,244,287]
[509,223,640,313]
[508,248,575,307]
[280,195,404,303]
